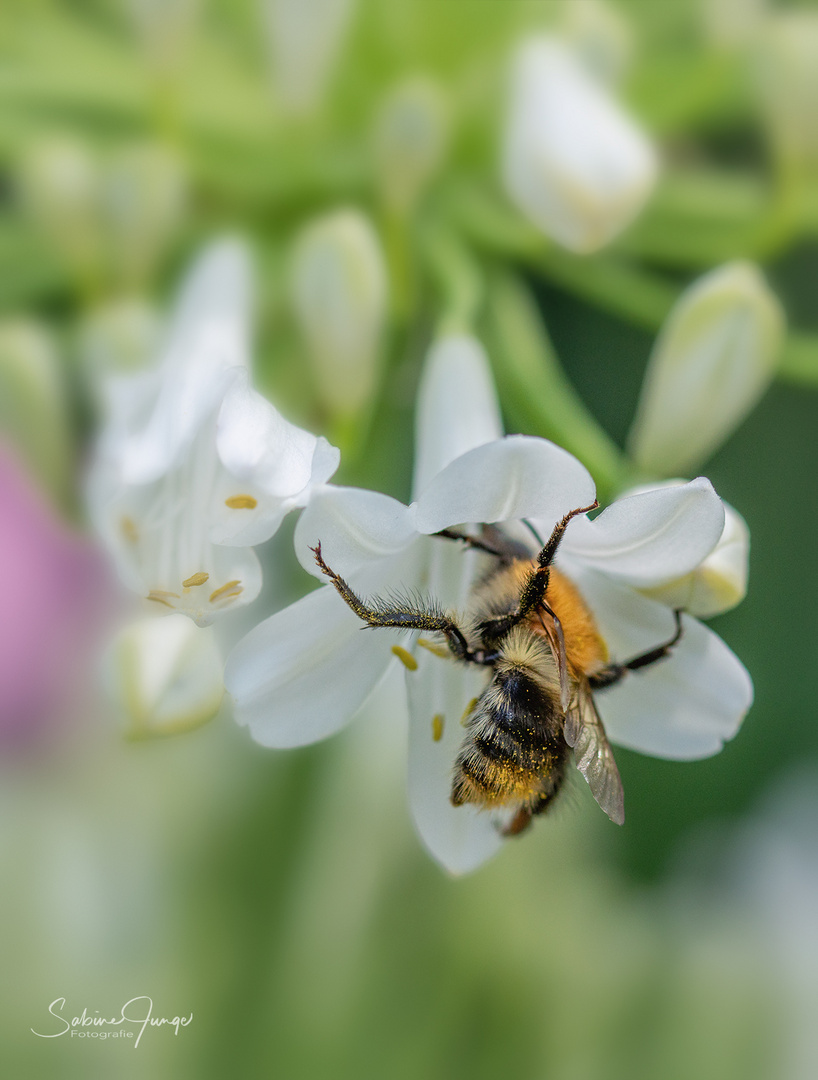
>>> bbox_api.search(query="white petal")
[502,36,658,253]
[412,335,503,498]
[412,436,596,535]
[294,485,417,579]
[119,239,252,483]
[210,376,340,546]
[224,583,401,748]
[407,650,503,874]
[558,477,725,586]
[566,566,753,759]
[627,262,785,476]
[639,497,750,617]
[405,540,505,873]
[106,614,224,736]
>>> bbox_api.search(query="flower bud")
[0,320,73,503]
[373,76,448,215]
[627,262,784,477]
[101,144,186,290]
[753,12,818,173]
[291,209,387,420]
[105,614,224,738]
[502,36,658,254]
[20,136,103,284]
[263,0,354,115]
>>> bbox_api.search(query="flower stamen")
[432,714,444,742]
[391,645,418,671]
[461,697,478,725]
[225,495,258,510]
[121,516,139,543]
[182,571,210,588]
[147,589,180,608]
[209,579,243,603]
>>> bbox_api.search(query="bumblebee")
[312,502,682,836]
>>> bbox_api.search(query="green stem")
[419,221,483,336]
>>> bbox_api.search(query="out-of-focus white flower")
[79,299,162,393]
[88,238,339,627]
[226,333,751,874]
[627,262,784,477]
[124,0,200,76]
[702,0,767,49]
[291,209,387,421]
[102,144,186,290]
[105,614,224,737]
[263,0,355,115]
[630,483,750,618]
[502,36,658,254]
[753,12,818,172]
[373,77,448,215]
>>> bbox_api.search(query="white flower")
[88,238,339,627]
[627,262,784,477]
[263,0,355,115]
[502,36,658,254]
[291,209,387,421]
[225,333,751,873]
[104,613,224,738]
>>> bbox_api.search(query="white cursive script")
[31,997,193,1048]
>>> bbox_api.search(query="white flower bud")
[754,12,818,172]
[0,320,72,501]
[263,0,354,115]
[101,144,186,289]
[627,262,785,477]
[373,77,448,215]
[291,209,387,419]
[105,614,224,738]
[20,137,102,279]
[502,36,658,254]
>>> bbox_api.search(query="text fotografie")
[31,997,193,1048]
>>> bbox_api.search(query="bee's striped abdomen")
[451,664,569,811]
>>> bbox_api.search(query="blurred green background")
[1,1,817,1077]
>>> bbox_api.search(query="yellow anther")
[391,645,418,671]
[209,580,243,603]
[461,697,478,725]
[182,571,209,588]
[120,516,138,543]
[147,590,180,608]
[225,494,258,510]
[432,714,444,742]
[417,637,450,660]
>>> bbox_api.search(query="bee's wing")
[563,683,625,825]
[538,607,571,712]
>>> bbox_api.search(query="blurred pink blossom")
[0,443,109,747]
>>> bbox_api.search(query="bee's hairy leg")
[589,610,684,690]
[478,502,599,645]
[502,806,534,837]
[311,543,488,665]
[434,527,524,563]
